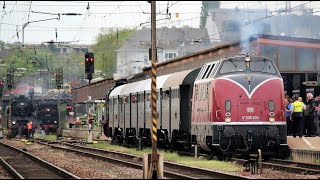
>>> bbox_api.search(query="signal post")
[143,1,164,179]
[6,69,14,139]
[56,68,63,132]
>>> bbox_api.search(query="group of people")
[285,93,320,138]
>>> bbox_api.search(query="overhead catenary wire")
[27,1,32,23]
[2,1,311,34]
[1,1,317,45]
[204,1,312,40]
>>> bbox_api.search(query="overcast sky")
[0,1,316,45]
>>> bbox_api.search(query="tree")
[90,28,136,78]
[47,40,58,53]
[200,1,221,29]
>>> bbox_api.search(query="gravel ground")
[250,168,320,179]
[239,166,320,179]
[2,139,320,179]
[0,164,12,179]
[1,139,142,179]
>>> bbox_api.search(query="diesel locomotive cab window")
[250,59,277,74]
[219,59,246,74]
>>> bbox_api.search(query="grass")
[87,142,241,172]
[34,133,57,141]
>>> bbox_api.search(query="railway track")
[0,141,80,179]
[230,158,320,176]
[35,139,249,179]
[172,147,320,176]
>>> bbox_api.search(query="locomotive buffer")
[143,1,164,179]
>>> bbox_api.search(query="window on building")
[278,46,295,71]
[297,48,314,71]
[165,52,177,61]
[316,50,320,71]
[260,45,276,64]
[144,55,148,63]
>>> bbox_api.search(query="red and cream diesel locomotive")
[192,54,288,157]
[106,54,289,158]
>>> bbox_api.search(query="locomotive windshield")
[250,59,277,74]
[219,59,246,74]
[219,57,277,74]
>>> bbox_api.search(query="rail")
[35,140,250,179]
[0,141,80,179]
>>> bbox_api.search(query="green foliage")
[200,1,221,29]
[0,43,85,88]
[34,133,57,141]
[88,142,241,172]
[90,28,136,78]
[0,27,135,85]
[47,40,58,53]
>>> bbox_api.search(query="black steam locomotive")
[36,99,59,134]
[6,95,36,137]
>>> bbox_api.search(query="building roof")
[0,49,12,59]
[118,27,210,51]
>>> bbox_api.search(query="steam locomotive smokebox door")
[87,131,93,144]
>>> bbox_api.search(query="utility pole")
[22,16,60,47]
[143,1,163,179]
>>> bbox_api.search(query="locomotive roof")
[109,69,199,97]
[217,54,271,63]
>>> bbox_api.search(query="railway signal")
[66,105,73,112]
[6,72,14,90]
[56,68,63,90]
[85,52,94,74]
[0,81,3,98]
[87,73,92,81]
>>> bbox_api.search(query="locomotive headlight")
[12,121,16,125]
[245,55,251,62]
[269,112,275,117]
[225,117,232,123]
[54,121,57,124]
[269,117,275,123]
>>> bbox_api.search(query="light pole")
[22,16,60,47]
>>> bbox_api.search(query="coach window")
[165,90,170,99]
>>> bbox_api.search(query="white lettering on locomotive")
[241,116,260,120]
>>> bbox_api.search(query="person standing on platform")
[290,97,305,138]
[315,96,320,136]
[285,98,293,136]
[304,93,316,137]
